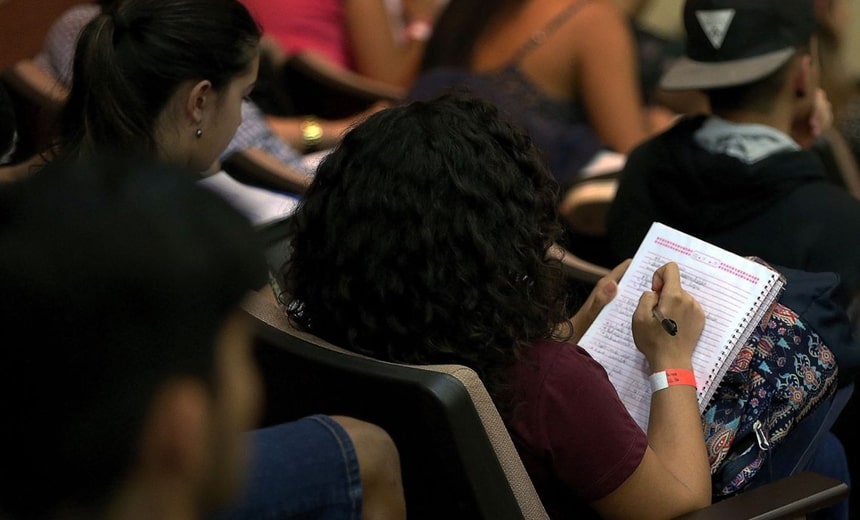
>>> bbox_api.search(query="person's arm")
[266,115,352,152]
[593,262,710,519]
[223,148,311,195]
[567,258,630,343]
[0,154,43,183]
[3,59,68,111]
[265,101,389,152]
[222,100,317,191]
[344,0,443,87]
[568,262,711,518]
[573,2,652,154]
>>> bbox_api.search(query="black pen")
[653,307,678,336]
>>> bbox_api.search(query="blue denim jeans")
[210,414,363,520]
[806,432,851,520]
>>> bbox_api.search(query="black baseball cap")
[660,0,815,90]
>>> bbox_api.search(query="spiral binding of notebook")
[696,265,785,411]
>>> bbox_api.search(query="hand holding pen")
[631,262,705,371]
[652,307,678,336]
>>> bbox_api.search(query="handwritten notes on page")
[577,222,783,431]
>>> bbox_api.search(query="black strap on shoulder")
[509,0,591,65]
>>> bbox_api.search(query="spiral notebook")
[577,222,785,431]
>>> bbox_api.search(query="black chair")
[244,290,549,520]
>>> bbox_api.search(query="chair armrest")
[560,177,618,237]
[548,243,610,284]
[673,472,848,520]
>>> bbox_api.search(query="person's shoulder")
[55,4,102,28]
[42,3,101,54]
[575,0,627,23]
[568,0,631,40]
[524,338,614,385]
[630,114,704,152]
[614,117,704,171]
[790,179,860,217]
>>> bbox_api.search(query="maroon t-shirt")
[504,339,648,519]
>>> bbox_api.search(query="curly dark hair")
[280,94,568,404]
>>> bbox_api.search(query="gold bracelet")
[300,116,324,152]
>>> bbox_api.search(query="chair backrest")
[561,174,619,237]
[242,290,549,520]
[558,171,621,277]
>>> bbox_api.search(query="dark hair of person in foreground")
[0,156,267,518]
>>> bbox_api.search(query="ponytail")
[57,0,261,164]
[60,13,157,162]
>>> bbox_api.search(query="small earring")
[195,128,203,139]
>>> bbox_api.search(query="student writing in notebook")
[279,94,716,519]
[280,94,854,519]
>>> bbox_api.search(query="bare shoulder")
[539,0,632,58]
[564,0,635,60]
[570,0,630,37]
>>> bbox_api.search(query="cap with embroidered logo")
[660,0,815,91]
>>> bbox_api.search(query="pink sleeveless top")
[242,0,354,69]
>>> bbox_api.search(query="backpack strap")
[508,0,591,66]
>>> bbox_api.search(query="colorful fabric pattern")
[703,302,838,496]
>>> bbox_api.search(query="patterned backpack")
[702,300,839,497]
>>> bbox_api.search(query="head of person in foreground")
[0,157,268,519]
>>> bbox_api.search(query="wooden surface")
[0,0,91,68]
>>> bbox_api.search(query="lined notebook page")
[577,222,783,431]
